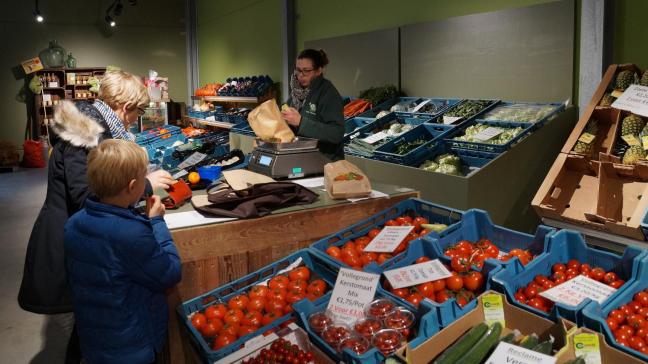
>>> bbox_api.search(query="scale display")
[258,155,273,166]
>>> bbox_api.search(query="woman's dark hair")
[297,49,329,69]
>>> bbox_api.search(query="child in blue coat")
[64,139,181,364]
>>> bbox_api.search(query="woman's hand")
[281,107,302,127]
[147,169,175,190]
[147,195,166,218]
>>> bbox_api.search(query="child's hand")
[147,169,176,191]
[147,195,166,218]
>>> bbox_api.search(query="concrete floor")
[0,167,69,363]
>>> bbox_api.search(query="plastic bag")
[247,100,295,142]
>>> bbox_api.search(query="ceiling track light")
[105,0,120,27]
[105,15,116,27]
[33,0,44,23]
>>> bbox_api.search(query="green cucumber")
[518,334,539,349]
[457,322,503,364]
[499,332,516,344]
[531,340,553,355]
[565,356,586,364]
[433,322,489,364]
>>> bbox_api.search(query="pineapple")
[616,70,636,90]
[641,70,648,87]
[573,119,599,155]
[621,114,645,136]
[573,141,593,154]
[599,93,616,107]
[623,145,646,165]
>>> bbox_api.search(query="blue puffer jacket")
[64,198,181,364]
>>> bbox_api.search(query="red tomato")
[604,272,619,285]
[288,267,311,282]
[417,282,436,298]
[368,229,382,239]
[610,280,626,289]
[237,325,256,337]
[606,317,619,331]
[620,305,635,317]
[484,244,500,259]
[436,290,451,303]
[287,279,308,293]
[205,304,226,321]
[635,292,648,307]
[246,297,265,312]
[515,289,527,304]
[534,275,550,285]
[200,320,219,338]
[307,279,327,297]
[552,263,566,273]
[406,292,423,307]
[191,312,206,330]
[413,216,429,231]
[567,259,581,271]
[527,298,548,312]
[450,256,471,273]
[241,311,262,327]
[220,323,240,337]
[286,289,306,304]
[391,288,409,299]
[609,309,627,324]
[268,275,290,290]
[579,263,591,273]
[265,298,286,313]
[589,267,605,282]
[444,248,459,259]
[262,311,282,326]
[212,333,237,350]
[415,256,431,264]
[629,301,643,314]
[446,276,464,292]
[377,253,392,265]
[455,295,468,308]
[524,285,539,299]
[223,309,244,325]
[432,279,446,292]
[630,336,646,351]
[455,241,474,257]
[628,314,647,329]
[385,219,399,226]
[208,317,223,332]
[361,252,378,266]
[267,288,287,302]
[326,246,341,259]
[344,254,362,269]
[396,216,413,225]
[249,285,269,300]
[463,271,484,292]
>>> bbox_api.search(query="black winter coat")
[18,100,112,314]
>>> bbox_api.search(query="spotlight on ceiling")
[33,0,44,23]
[105,15,116,27]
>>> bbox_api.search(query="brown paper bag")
[324,160,372,199]
[247,100,295,142]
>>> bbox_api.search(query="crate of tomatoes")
[424,209,555,270]
[369,238,503,328]
[582,256,648,361]
[292,291,441,364]
[177,249,339,363]
[310,198,463,271]
[491,229,647,326]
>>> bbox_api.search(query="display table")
[165,181,418,363]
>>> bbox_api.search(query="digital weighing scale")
[248,137,329,179]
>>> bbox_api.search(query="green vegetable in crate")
[358,84,399,106]
[458,322,503,364]
[573,119,598,154]
[434,322,489,364]
[419,160,439,172]
[641,70,648,87]
[436,153,461,168]
[386,123,414,136]
[419,152,463,176]
[394,138,426,155]
[531,340,553,355]
[483,104,557,123]
[599,93,616,107]
[445,100,491,119]
[517,333,539,349]
[622,145,646,165]
[616,70,636,91]
[437,163,461,176]
[454,124,524,145]
[621,114,645,136]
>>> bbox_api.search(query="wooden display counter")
[165,182,418,363]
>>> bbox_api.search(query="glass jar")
[39,40,66,68]
[65,53,76,68]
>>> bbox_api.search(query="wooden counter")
[165,182,418,363]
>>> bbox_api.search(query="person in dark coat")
[65,139,181,364]
[18,70,175,363]
[282,49,345,161]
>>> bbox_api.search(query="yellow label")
[482,294,505,326]
[573,333,602,364]
[622,134,641,147]
[642,136,648,151]
[578,132,595,145]
[611,90,624,98]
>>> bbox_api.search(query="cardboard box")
[599,109,648,169]
[397,291,575,364]
[556,326,644,364]
[324,160,372,199]
[563,107,620,159]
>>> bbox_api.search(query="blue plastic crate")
[395,98,462,119]
[583,256,648,361]
[344,112,434,144]
[437,99,500,123]
[187,109,216,119]
[293,290,440,363]
[309,198,463,271]
[479,101,565,126]
[410,143,500,174]
[230,121,256,137]
[640,206,648,241]
[345,117,375,137]
[444,119,536,153]
[368,238,503,327]
[135,126,187,160]
[373,123,455,165]
[491,229,647,326]
[176,249,340,363]
[356,97,425,119]
[424,209,555,270]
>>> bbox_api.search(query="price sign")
[573,333,602,364]
[326,268,380,325]
[363,131,388,145]
[578,132,596,144]
[177,152,207,170]
[611,85,648,117]
[482,294,506,326]
[485,342,556,364]
[622,134,641,147]
[383,259,453,289]
[363,226,415,253]
[540,275,617,307]
[473,127,504,141]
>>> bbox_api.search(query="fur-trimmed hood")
[48,100,106,148]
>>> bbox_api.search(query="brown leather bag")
[191,182,318,218]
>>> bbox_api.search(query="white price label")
[611,85,648,118]
[443,116,462,125]
[411,99,432,113]
[540,275,617,307]
[326,268,380,325]
[177,152,207,170]
[485,342,556,364]
[42,94,52,103]
[50,81,59,88]
[363,226,415,253]
[363,131,388,145]
[383,259,452,289]
[473,127,504,141]
[172,169,188,180]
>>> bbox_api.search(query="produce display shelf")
[191,95,261,103]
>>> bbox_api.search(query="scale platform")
[248,137,329,179]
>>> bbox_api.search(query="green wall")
[196,0,283,87]
[1,0,187,151]
[614,0,648,68]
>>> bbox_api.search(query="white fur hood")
[48,100,105,148]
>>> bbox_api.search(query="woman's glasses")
[294,68,314,76]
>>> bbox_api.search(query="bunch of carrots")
[195,83,223,97]
[344,99,372,118]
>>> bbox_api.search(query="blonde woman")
[18,70,174,363]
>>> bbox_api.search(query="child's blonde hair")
[99,70,150,111]
[87,139,148,199]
